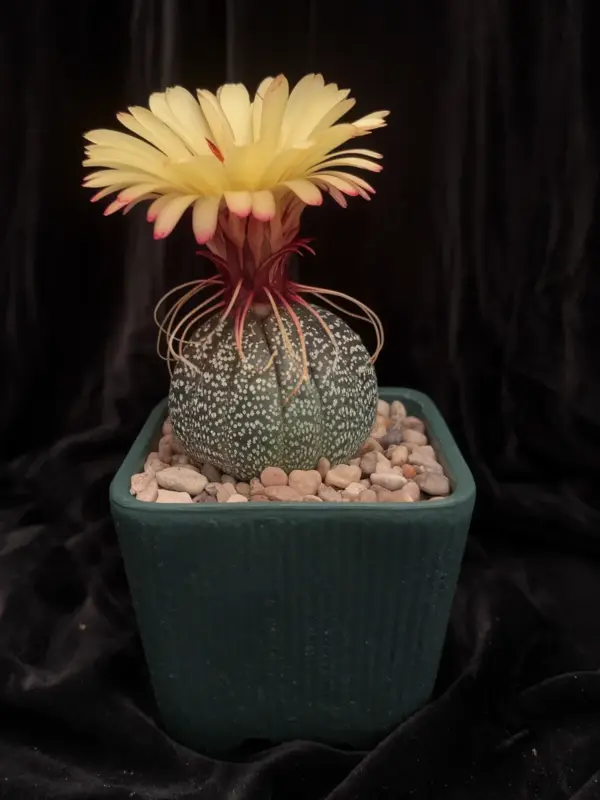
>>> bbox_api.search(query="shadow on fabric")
[1,1,600,798]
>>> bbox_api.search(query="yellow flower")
[82,73,388,243]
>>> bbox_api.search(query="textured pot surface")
[110,388,476,754]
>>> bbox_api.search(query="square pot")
[110,388,475,754]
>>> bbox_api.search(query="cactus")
[83,74,388,478]
[168,302,378,479]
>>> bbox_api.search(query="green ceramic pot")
[110,388,475,754]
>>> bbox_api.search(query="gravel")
[129,398,453,504]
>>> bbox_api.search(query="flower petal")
[103,198,128,216]
[282,179,322,205]
[321,170,376,194]
[315,174,358,196]
[89,184,131,202]
[352,110,390,131]
[330,148,383,159]
[120,108,191,160]
[280,74,324,145]
[218,83,253,145]
[196,90,235,154]
[283,77,346,144]
[153,194,197,239]
[192,196,221,243]
[147,194,178,222]
[149,88,211,156]
[169,155,226,194]
[224,142,267,187]
[118,183,172,203]
[84,146,171,181]
[310,156,383,173]
[252,76,275,142]
[224,190,252,217]
[286,123,363,176]
[122,194,159,214]
[84,129,164,162]
[251,190,276,221]
[259,74,289,146]
[83,169,151,188]
[258,142,315,185]
[308,97,356,138]
[314,180,347,208]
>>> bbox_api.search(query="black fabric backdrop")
[2,0,600,797]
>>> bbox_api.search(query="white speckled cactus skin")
[168,303,378,480]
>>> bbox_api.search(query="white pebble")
[260,467,288,487]
[221,474,237,485]
[317,457,330,479]
[137,480,159,502]
[303,495,323,502]
[342,482,365,499]
[156,467,208,496]
[401,416,426,434]
[409,452,444,474]
[217,484,236,503]
[158,435,173,463]
[377,399,390,418]
[264,485,302,502]
[411,445,436,460]
[318,485,343,502]
[375,413,389,430]
[130,472,154,496]
[358,489,378,502]
[358,438,384,455]
[249,478,265,495]
[380,489,414,503]
[156,489,193,503]
[325,464,362,489]
[289,469,321,497]
[144,452,169,474]
[390,446,409,467]
[396,482,420,502]
[370,472,407,491]
[171,454,192,466]
[402,429,428,446]
[227,493,248,503]
[400,417,425,433]
[171,437,185,455]
[416,472,450,496]
[377,429,404,448]
[359,451,379,476]
[389,400,407,426]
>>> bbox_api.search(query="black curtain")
[2,1,600,797]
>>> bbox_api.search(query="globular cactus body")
[168,303,377,480]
